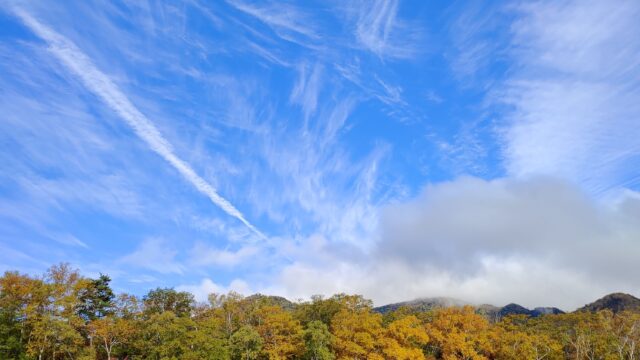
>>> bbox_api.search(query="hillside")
[375,293,640,317]
[374,298,565,318]
[577,293,640,313]
[245,293,296,310]
[373,297,469,313]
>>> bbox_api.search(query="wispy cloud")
[445,2,501,82]
[190,242,261,267]
[12,7,265,238]
[256,120,389,249]
[349,0,420,59]
[355,0,398,55]
[498,0,640,194]
[49,233,89,249]
[373,75,405,106]
[119,237,185,275]
[6,0,637,310]
[225,0,318,42]
[177,278,251,302]
[290,62,323,122]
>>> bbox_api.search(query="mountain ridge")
[371,292,640,317]
[576,292,640,313]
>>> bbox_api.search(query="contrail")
[13,8,265,239]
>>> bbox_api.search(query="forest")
[1,264,639,360]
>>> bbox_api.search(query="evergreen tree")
[77,274,115,321]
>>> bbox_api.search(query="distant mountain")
[531,307,565,316]
[499,303,532,317]
[576,293,640,313]
[251,292,639,317]
[373,297,469,314]
[245,294,296,310]
[475,303,564,319]
[498,304,565,318]
[476,304,501,320]
[374,298,565,318]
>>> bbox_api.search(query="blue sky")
[1,0,639,309]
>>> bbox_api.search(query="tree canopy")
[1,264,639,360]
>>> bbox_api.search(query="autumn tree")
[139,311,197,358]
[609,311,640,359]
[331,306,384,360]
[303,320,335,360]
[0,271,32,358]
[89,315,135,359]
[425,306,490,360]
[143,287,194,317]
[21,264,89,360]
[556,311,618,359]
[230,325,263,360]
[209,291,248,336]
[5,264,640,360]
[189,315,229,360]
[487,315,562,360]
[254,305,303,359]
[113,293,142,319]
[381,315,429,360]
[295,295,345,327]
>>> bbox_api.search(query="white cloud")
[16,175,143,220]
[348,0,420,59]
[245,40,293,67]
[446,2,497,81]
[119,238,185,275]
[290,63,323,121]
[355,0,398,54]
[272,255,605,311]
[6,0,637,313]
[257,127,387,248]
[177,278,251,302]
[425,90,443,104]
[499,0,640,194]
[0,242,50,270]
[189,242,261,267]
[377,177,640,279]
[225,0,318,41]
[187,216,262,244]
[266,177,640,310]
[373,75,405,106]
[11,7,265,239]
[127,274,159,284]
[49,233,89,249]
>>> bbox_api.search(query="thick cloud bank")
[271,177,640,310]
[379,177,639,281]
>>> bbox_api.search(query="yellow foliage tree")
[425,306,489,360]
[254,305,304,359]
[487,315,562,360]
[89,315,135,359]
[381,315,429,360]
[331,307,384,360]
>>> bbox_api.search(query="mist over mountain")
[372,292,640,318]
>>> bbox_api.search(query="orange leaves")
[425,306,490,360]
[331,308,384,359]
[382,315,429,360]
[254,305,304,359]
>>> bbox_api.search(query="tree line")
[1,264,639,359]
